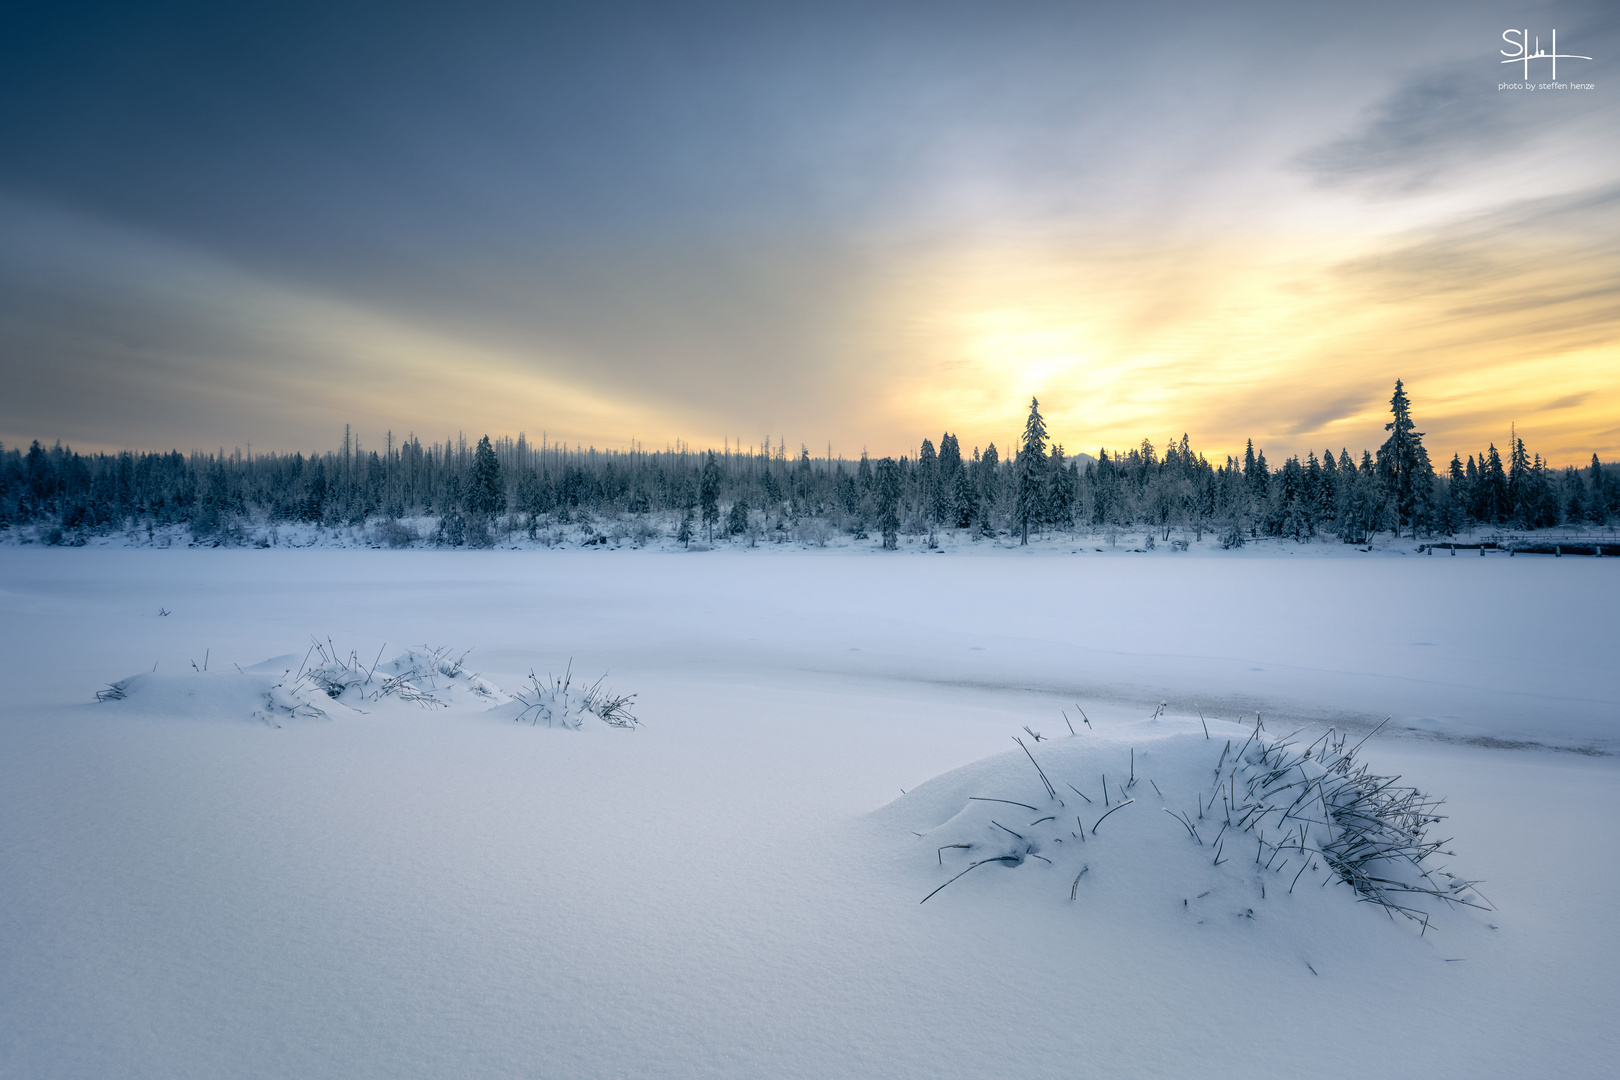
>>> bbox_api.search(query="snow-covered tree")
[876,458,901,549]
[976,444,1000,535]
[1015,397,1048,545]
[1375,380,1433,537]
[700,451,721,541]
[466,435,505,517]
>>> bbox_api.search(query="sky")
[1,0,1616,465]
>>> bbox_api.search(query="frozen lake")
[1,547,1616,1078]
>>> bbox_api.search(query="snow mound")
[498,665,640,729]
[880,722,1488,935]
[298,644,512,709]
[92,669,337,727]
[95,645,638,730]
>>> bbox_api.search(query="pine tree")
[1239,442,1269,537]
[937,433,966,526]
[1481,444,1508,523]
[918,437,938,520]
[466,435,505,517]
[1589,454,1608,523]
[1507,437,1532,525]
[977,443,1000,535]
[1318,448,1339,527]
[1375,380,1432,537]
[727,497,749,536]
[699,451,721,541]
[1015,397,1049,545]
[875,458,901,549]
[1562,467,1587,525]
[1529,454,1559,528]
[795,446,812,504]
[1305,451,1325,535]
[1463,455,1480,524]
[1447,453,1466,510]
[1047,444,1075,530]
[1279,455,1305,539]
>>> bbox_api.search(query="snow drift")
[94,642,639,730]
[881,715,1489,938]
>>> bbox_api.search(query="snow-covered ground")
[0,547,1615,1078]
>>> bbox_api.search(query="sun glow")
[863,222,1620,463]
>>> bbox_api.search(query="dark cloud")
[1284,394,1372,437]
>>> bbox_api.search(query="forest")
[2,382,1616,547]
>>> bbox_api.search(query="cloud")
[2,3,1617,464]
[1331,183,1620,329]
[1295,65,1511,192]
[0,194,680,453]
[1283,394,1373,437]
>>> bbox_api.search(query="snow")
[891,724,1490,922]
[0,546,1616,1078]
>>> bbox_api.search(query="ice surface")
[0,547,1615,1078]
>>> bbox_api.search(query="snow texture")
[0,547,1616,1079]
[94,642,640,732]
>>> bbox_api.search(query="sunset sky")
[1,0,1615,464]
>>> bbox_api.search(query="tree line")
[2,384,1616,547]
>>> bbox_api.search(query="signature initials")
[1501,29,1592,81]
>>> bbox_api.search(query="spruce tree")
[1563,467,1587,525]
[727,497,749,537]
[795,446,812,504]
[1374,380,1432,537]
[1305,451,1325,534]
[1279,455,1305,539]
[977,443,1000,535]
[699,451,721,541]
[1046,444,1075,530]
[1239,443,1269,536]
[1481,444,1508,523]
[1529,454,1558,528]
[1318,448,1338,527]
[917,438,939,525]
[1589,454,1608,523]
[1508,437,1532,525]
[937,433,965,526]
[466,435,505,517]
[1463,455,1480,524]
[875,458,901,549]
[1015,397,1049,545]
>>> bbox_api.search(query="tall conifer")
[1376,380,1432,536]
[466,435,505,517]
[700,451,721,541]
[1015,397,1049,545]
